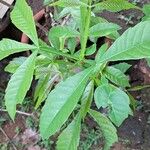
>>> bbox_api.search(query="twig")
[61,14,70,26]
[36,22,48,35]
[0,127,18,150]
[0,109,33,117]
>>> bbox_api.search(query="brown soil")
[0,114,26,143]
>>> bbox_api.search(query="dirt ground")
[0,0,150,150]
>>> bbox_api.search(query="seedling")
[0,0,150,149]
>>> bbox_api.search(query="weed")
[0,0,150,149]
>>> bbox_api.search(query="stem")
[80,0,92,60]
[0,108,33,117]
[39,46,93,65]
[40,46,79,61]
[59,37,65,50]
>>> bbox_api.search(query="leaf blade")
[100,21,150,63]
[56,113,81,150]
[112,62,131,73]
[11,0,38,46]
[104,66,130,87]
[94,84,130,126]
[89,23,120,37]
[94,0,139,12]
[5,51,37,120]
[0,39,36,61]
[89,109,118,150]
[40,68,93,139]
[49,0,87,7]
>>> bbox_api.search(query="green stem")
[39,46,79,61]
[59,37,65,50]
[39,46,92,65]
[80,0,92,60]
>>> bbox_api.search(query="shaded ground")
[0,0,150,150]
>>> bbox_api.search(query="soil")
[0,0,150,150]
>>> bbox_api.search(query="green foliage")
[79,123,102,150]
[44,0,53,5]
[5,57,27,73]
[48,26,79,49]
[0,0,149,149]
[11,0,39,46]
[34,72,51,109]
[0,39,36,61]
[99,21,150,63]
[94,0,139,12]
[104,66,130,87]
[40,68,93,139]
[142,4,150,21]
[85,44,96,56]
[48,0,86,7]
[94,84,131,126]
[56,113,81,150]
[5,51,37,119]
[89,109,118,150]
[80,81,94,118]
[89,23,121,37]
[95,43,108,63]
[142,4,150,66]
[112,62,131,73]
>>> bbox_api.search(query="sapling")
[0,0,150,149]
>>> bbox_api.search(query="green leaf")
[126,92,137,111]
[94,84,130,126]
[40,68,93,139]
[59,7,80,20]
[85,44,96,56]
[75,44,97,57]
[0,39,36,61]
[112,62,131,73]
[34,72,51,105]
[11,0,39,46]
[44,0,53,5]
[59,7,80,29]
[100,21,150,63]
[80,81,94,118]
[90,16,108,27]
[5,57,27,74]
[146,58,150,67]
[143,4,150,15]
[35,74,59,109]
[48,26,79,49]
[49,26,79,38]
[95,43,108,63]
[67,38,77,54]
[5,51,37,120]
[38,39,54,59]
[89,23,120,37]
[80,0,87,29]
[94,0,139,12]
[127,85,150,92]
[35,63,59,80]
[90,17,120,40]
[104,66,130,87]
[49,0,87,7]
[142,4,150,21]
[39,46,79,61]
[89,109,118,150]
[56,113,81,150]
